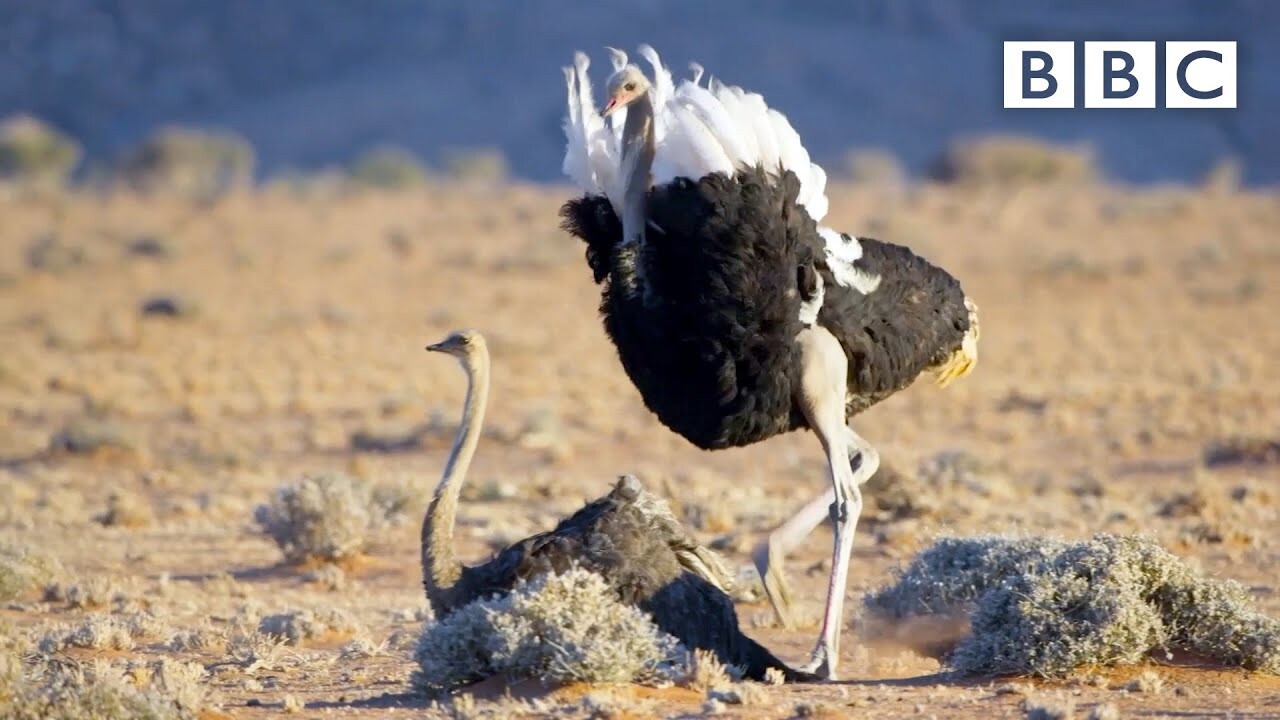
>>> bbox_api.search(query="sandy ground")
[1,180,1278,718]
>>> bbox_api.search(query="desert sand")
[1,178,1278,717]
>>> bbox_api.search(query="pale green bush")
[411,567,682,693]
[868,533,1280,677]
[0,115,81,189]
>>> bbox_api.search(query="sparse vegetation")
[254,473,409,564]
[411,567,682,693]
[0,544,58,601]
[116,127,255,197]
[0,650,206,719]
[867,534,1280,677]
[349,145,429,189]
[47,420,137,456]
[0,167,1278,715]
[0,115,81,190]
[257,607,359,645]
[931,137,1097,186]
[844,147,908,187]
[442,147,508,185]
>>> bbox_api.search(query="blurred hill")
[1,0,1276,184]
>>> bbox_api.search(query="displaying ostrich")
[420,329,810,682]
[558,46,980,679]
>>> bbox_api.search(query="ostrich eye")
[623,82,636,91]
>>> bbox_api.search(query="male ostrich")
[558,46,980,679]
[420,329,809,682]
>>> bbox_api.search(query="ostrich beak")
[425,341,445,353]
[602,95,622,117]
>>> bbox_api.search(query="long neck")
[421,346,489,613]
[614,92,655,298]
[619,92,655,246]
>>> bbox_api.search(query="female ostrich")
[420,329,808,682]
[558,46,980,680]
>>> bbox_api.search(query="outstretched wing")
[560,45,830,224]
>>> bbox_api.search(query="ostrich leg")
[761,325,879,680]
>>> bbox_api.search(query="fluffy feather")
[561,45,830,224]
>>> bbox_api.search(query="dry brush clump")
[411,567,682,693]
[0,543,60,601]
[0,115,81,190]
[254,473,410,564]
[348,145,430,189]
[115,126,254,198]
[931,136,1097,186]
[257,607,360,645]
[0,649,207,720]
[866,533,1280,677]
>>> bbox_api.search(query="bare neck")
[421,346,489,614]
[619,92,655,245]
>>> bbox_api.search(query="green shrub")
[254,473,408,563]
[442,147,508,185]
[0,651,205,720]
[348,146,428,189]
[116,127,254,197]
[867,533,1280,677]
[411,567,682,693]
[0,543,58,601]
[844,147,907,187]
[931,136,1097,186]
[0,115,81,189]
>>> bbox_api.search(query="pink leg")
[764,325,878,681]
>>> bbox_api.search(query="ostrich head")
[603,64,651,117]
[426,329,486,359]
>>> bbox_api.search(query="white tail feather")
[561,45,830,223]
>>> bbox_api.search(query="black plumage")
[561,167,972,448]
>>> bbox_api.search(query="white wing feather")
[561,45,830,222]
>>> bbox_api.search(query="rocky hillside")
[1,0,1275,183]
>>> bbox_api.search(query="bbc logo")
[1003,41,1237,109]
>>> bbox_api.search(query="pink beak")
[602,96,622,117]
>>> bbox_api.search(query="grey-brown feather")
[428,475,811,682]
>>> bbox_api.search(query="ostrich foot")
[797,644,836,681]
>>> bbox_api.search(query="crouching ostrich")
[558,46,980,679]
[420,329,809,682]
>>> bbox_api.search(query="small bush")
[116,127,254,198]
[442,147,508,185]
[348,146,428,189]
[411,567,682,693]
[47,420,137,456]
[867,533,1280,677]
[0,543,58,601]
[931,136,1097,186]
[257,608,359,645]
[0,115,81,189]
[844,147,907,187]
[254,473,407,564]
[0,651,204,720]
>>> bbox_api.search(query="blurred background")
[1,0,1276,190]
